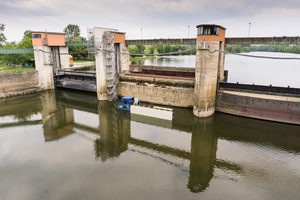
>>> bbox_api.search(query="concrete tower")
[193,24,226,118]
[32,31,69,90]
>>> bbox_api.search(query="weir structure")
[2,24,300,125]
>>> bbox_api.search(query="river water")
[133,52,300,88]
[1,52,300,199]
[1,88,300,200]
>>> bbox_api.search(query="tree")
[63,24,81,41]
[136,45,145,54]
[156,45,164,53]
[0,23,6,45]
[68,37,88,58]
[1,31,33,65]
[129,46,137,57]
[164,45,172,53]
[149,45,156,54]
[23,30,32,39]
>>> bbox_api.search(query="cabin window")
[32,34,41,38]
[197,26,219,35]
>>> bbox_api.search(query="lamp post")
[248,23,251,37]
[141,28,142,40]
[188,25,190,39]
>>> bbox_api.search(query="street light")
[141,28,142,39]
[188,25,190,39]
[248,23,251,37]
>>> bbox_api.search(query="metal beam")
[125,37,300,46]
[225,37,300,45]
[0,48,33,54]
[66,40,89,46]
[125,38,197,46]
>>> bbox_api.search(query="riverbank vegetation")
[0,64,35,75]
[0,30,34,65]
[226,45,300,54]
[129,45,197,60]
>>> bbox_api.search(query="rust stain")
[286,105,291,111]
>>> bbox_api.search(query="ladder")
[103,31,118,101]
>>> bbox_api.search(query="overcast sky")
[1,0,300,42]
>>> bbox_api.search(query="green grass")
[0,64,35,75]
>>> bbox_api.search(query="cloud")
[1,0,300,41]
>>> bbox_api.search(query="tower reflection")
[188,116,216,193]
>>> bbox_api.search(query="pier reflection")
[1,89,300,195]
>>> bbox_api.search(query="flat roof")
[110,31,126,35]
[196,24,226,30]
[31,31,67,35]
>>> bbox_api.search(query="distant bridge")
[125,36,300,46]
[1,36,299,54]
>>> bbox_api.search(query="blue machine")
[117,96,139,112]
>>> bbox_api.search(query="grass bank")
[0,64,35,75]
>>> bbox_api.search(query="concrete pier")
[193,24,226,118]
[193,41,220,117]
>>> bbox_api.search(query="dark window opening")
[197,26,219,36]
[32,34,41,38]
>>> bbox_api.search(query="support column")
[120,43,130,72]
[218,42,225,82]
[59,46,70,70]
[33,46,54,90]
[193,24,226,118]
[95,48,107,100]
[193,41,220,118]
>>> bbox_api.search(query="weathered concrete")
[59,46,70,70]
[0,71,40,98]
[119,74,195,87]
[120,43,129,72]
[218,43,225,81]
[130,65,195,73]
[94,27,119,101]
[216,90,300,125]
[95,48,107,100]
[193,41,220,117]
[118,82,194,107]
[33,46,54,90]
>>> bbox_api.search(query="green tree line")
[129,45,196,57]
[0,27,34,65]
[226,45,300,54]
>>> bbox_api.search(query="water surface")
[0,89,299,199]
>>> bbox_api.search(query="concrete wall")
[118,82,194,107]
[0,71,40,98]
[33,46,54,90]
[119,74,195,87]
[59,46,70,70]
[94,27,119,100]
[216,90,300,125]
[120,43,129,72]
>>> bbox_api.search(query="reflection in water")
[41,91,74,142]
[0,89,299,199]
[95,101,130,162]
[189,116,216,193]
